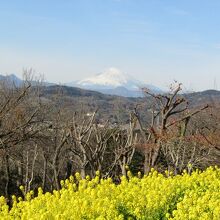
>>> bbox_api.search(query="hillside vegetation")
[0,75,219,218]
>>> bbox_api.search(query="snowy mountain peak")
[101,67,124,77]
[67,67,162,97]
[77,67,131,88]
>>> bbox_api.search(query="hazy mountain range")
[0,69,162,97]
[0,73,54,87]
[0,70,219,102]
[0,73,23,86]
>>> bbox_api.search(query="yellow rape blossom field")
[1,167,220,219]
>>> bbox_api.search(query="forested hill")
[41,85,145,123]
[184,90,220,108]
[41,85,220,123]
[43,85,220,107]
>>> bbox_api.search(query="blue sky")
[0,0,220,91]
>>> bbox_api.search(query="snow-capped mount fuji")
[77,68,139,90]
[67,68,162,97]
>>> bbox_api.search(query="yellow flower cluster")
[1,167,220,219]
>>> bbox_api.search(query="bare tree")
[134,82,209,173]
[110,113,138,177]
[0,71,46,197]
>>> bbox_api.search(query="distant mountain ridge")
[67,67,162,97]
[0,73,54,87]
[1,73,220,106]
[0,74,23,86]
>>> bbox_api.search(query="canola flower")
[1,167,220,219]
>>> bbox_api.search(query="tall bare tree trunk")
[119,155,127,177]
[27,145,38,192]
[42,155,47,191]
[80,166,86,179]
[4,154,10,198]
[144,151,151,174]
[16,160,23,188]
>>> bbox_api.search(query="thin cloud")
[214,44,220,49]
[165,6,189,16]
